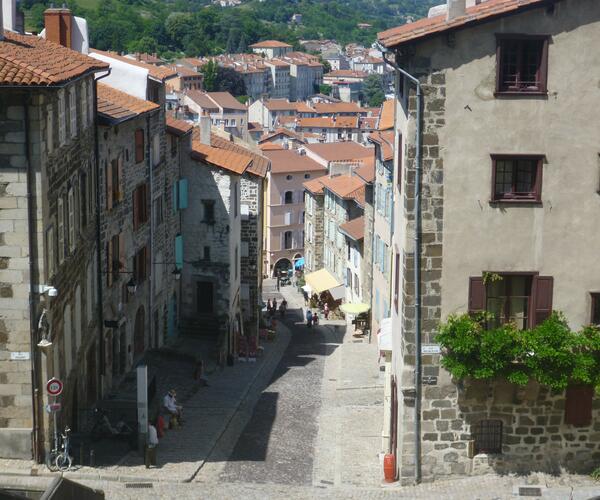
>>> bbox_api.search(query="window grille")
[472,419,503,455]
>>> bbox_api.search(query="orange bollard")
[383,453,396,482]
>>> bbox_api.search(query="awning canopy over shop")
[378,317,392,352]
[305,268,342,294]
[340,302,370,315]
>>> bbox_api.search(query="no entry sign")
[46,378,63,396]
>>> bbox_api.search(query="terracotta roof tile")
[248,122,263,132]
[303,177,325,195]
[354,162,376,183]
[264,149,328,174]
[313,102,363,115]
[259,143,285,151]
[379,99,395,130]
[323,69,368,79]
[166,116,193,136]
[186,90,246,111]
[90,48,176,81]
[378,0,550,48]
[250,40,293,48]
[210,133,269,178]
[339,216,365,241]
[259,128,306,144]
[368,130,395,162]
[297,116,358,129]
[191,141,251,175]
[318,174,366,200]
[0,32,108,86]
[97,83,159,122]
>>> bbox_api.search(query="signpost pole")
[136,365,148,453]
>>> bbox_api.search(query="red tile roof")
[354,162,375,183]
[339,216,365,241]
[210,133,270,178]
[313,102,362,115]
[368,130,395,162]
[379,99,395,131]
[319,174,366,200]
[264,149,328,174]
[378,0,550,48]
[259,128,306,144]
[0,32,108,86]
[166,116,193,136]
[303,177,326,195]
[97,83,159,122]
[250,40,293,48]
[90,48,177,81]
[323,70,368,79]
[186,90,246,111]
[191,141,251,174]
[297,116,358,129]
[259,143,285,151]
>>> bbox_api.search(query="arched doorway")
[273,258,292,277]
[134,306,145,355]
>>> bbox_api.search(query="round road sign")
[46,378,63,396]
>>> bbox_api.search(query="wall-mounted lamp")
[126,278,137,295]
[172,267,182,281]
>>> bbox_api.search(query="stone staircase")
[179,314,222,339]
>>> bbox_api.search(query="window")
[203,246,211,261]
[354,274,360,295]
[592,293,600,325]
[491,155,543,202]
[135,129,145,163]
[304,173,311,179]
[106,157,122,210]
[47,104,54,154]
[394,252,400,313]
[202,200,215,223]
[496,35,548,94]
[284,212,292,225]
[79,172,87,231]
[132,184,149,230]
[307,222,313,243]
[106,234,121,286]
[45,226,55,279]
[153,195,164,227]
[235,246,238,280]
[58,90,66,146]
[87,79,94,126]
[68,86,77,139]
[57,197,65,263]
[397,134,402,189]
[472,419,503,455]
[565,385,593,426]
[284,191,293,204]
[286,175,293,180]
[67,187,75,252]
[468,274,553,329]
[133,246,148,283]
[234,181,238,218]
[284,231,293,250]
[346,268,352,287]
[152,134,160,166]
[81,81,88,128]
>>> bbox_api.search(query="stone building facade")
[379,0,600,484]
[302,178,325,274]
[0,29,108,460]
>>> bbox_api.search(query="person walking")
[281,299,287,317]
[267,299,273,316]
[324,303,329,320]
[313,312,319,327]
[145,420,159,468]
[306,309,313,328]
[272,298,277,313]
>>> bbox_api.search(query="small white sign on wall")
[421,344,441,355]
[10,352,30,361]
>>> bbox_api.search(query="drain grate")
[517,486,542,497]
[125,483,153,489]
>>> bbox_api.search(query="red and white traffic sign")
[46,378,63,396]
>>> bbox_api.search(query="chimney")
[44,7,73,48]
[199,111,211,146]
[446,0,466,20]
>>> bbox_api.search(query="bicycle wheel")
[55,453,72,471]
[45,451,58,472]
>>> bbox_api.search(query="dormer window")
[496,35,549,95]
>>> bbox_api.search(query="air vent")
[517,486,542,497]
[125,483,153,489]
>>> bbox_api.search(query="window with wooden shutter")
[58,89,66,145]
[133,184,149,229]
[468,277,486,315]
[117,155,123,202]
[564,385,593,426]
[106,161,113,210]
[135,129,145,163]
[397,133,402,190]
[106,241,113,287]
[57,197,65,263]
[119,232,126,273]
[532,276,553,326]
[67,187,75,252]
[134,246,148,283]
[69,86,77,139]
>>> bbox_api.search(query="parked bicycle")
[46,426,72,471]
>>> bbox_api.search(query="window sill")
[489,198,542,206]
[494,90,548,98]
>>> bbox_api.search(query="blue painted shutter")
[178,179,188,209]
[175,234,183,269]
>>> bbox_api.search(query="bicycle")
[46,426,72,472]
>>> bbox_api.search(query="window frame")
[284,191,294,204]
[495,34,549,96]
[490,154,543,203]
[591,293,600,325]
[202,200,216,224]
[135,129,145,164]
[472,419,503,455]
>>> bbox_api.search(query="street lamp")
[172,267,181,281]
[126,278,137,295]
[36,309,52,348]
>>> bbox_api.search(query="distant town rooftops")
[353,162,376,183]
[313,102,363,115]
[0,32,108,86]
[97,83,159,123]
[318,174,366,201]
[90,48,177,82]
[378,0,548,48]
[249,40,293,48]
[297,116,359,129]
[126,52,164,65]
[323,69,369,79]
[186,90,246,111]
[171,65,202,78]
[259,128,306,144]
[264,149,328,174]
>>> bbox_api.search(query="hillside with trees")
[23,0,439,58]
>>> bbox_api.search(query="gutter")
[378,42,424,485]
[146,113,154,351]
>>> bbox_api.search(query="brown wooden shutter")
[135,129,144,163]
[106,162,113,210]
[106,242,113,287]
[117,155,124,202]
[468,277,486,314]
[565,385,593,426]
[132,189,138,230]
[532,276,553,326]
[119,232,126,271]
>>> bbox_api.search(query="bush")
[436,312,600,390]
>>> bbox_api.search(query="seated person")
[163,389,183,424]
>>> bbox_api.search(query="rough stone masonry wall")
[240,173,262,333]
[396,62,446,485]
[303,192,323,274]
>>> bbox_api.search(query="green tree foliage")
[362,74,386,107]
[201,60,219,92]
[201,61,247,96]
[319,84,332,96]
[437,312,600,390]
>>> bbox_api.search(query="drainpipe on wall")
[146,114,154,351]
[379,43,423,485]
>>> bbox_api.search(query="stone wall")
[303,192,323,274]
